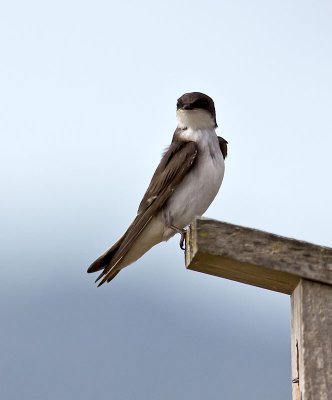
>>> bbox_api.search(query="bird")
[87,92,228,286]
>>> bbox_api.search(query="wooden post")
[291,280,332,399]
[185,217,332,400]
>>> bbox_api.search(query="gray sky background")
[1,1,331,399]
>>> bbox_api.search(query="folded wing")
[88,137,199,286]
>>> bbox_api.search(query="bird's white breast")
[161,128,224,237]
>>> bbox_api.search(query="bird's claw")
[169,224,187,251]
[179,232,186,250]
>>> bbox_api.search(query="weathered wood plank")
[291,282,302,400]
[185,218,332,294]
[185,217,332,397]
[291,279,332,400]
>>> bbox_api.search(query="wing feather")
[217,136,228,159]
[96,139,198,285]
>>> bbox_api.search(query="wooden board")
[185,218,332,294]
[291,279,332,400]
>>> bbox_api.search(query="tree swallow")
[87,92,228,286]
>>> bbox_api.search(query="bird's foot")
[179,232,186,251]
[170,225,187,250]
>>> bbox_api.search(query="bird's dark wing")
[218,136,228,159]
[90,137,198,286]
[138,138,197,214]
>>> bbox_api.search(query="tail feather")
[96,269,120,287]
[87,236,124,274]
[87,217,164,286]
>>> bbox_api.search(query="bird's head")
[176,92,217,130]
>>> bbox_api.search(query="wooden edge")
[291,280,332,399]
[187,250,298,294]
[185,217,332,293]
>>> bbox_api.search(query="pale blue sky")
[1,1,331,399]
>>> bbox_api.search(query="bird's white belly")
[162,149,225,233]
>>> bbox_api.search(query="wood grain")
[185,218,332,294]
[291,280,332,400]
[185,217,332,399]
